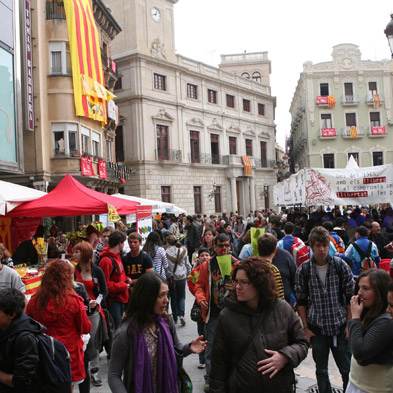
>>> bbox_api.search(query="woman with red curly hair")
[26,259,91,390]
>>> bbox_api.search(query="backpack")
[329,235,345,254]
[352,241,377,272]
[36,333,72,393]
[291,237,310,267]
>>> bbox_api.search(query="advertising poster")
[136,206,153,245]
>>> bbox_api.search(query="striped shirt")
[151,246,169,280]
[270,264,285,300]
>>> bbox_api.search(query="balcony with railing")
[366,93,384,107]
[341,95,359,106]
[101,53,119,90]
[155,149,182,163]
[369,125,387,137]
[320,128,337,139]
[46,1,66,20]
[341,126,365,139]
[254,158,276,169]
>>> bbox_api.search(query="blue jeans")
[311,331,351,393]
[169,279,186,322]
[204,316,218,383]
[108,302,124,330]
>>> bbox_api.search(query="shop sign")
[97,159,108,179]
[24,0,34,131]
[80,156,94,176]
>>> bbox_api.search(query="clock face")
[151,7,161,22]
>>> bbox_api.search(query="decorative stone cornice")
[244,126,256,137]
[258,131,271,140]
[152,109,174,122]
[186,117,205,128]
[207,118,224,132]
[227,125,241,134]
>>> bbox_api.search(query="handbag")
[175,348,193,393]
[190,301,201,322]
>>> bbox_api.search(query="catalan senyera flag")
[64,0,113,123]
[242,155,253,177]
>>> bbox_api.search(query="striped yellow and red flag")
[63,0,112,123]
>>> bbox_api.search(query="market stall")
[8,175,139,217]
[273,157,393,207]
[0,180,46,215]
[112,193,187,215]
[7,175,142,295]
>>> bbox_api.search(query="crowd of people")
[0,205,393,393]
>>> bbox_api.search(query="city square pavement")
[92,290,343,393]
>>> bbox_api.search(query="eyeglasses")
[234,279,251,288]
[216,243,230,249]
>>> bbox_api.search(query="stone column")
[230,177,238,213]
[250,177,256,212]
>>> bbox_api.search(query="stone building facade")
[2,0,130,193]
[105,0,277,215]
[289,44,393,172]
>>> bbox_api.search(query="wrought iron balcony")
[155,149,182,162]
[254,158,276,169]
[341,126,365,138]
[341,95,359,106]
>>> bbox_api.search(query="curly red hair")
[36,259,75,310]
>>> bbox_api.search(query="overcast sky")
[174,0,393,148]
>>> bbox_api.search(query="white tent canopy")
[112,194,187,215]
[0,180,46,215]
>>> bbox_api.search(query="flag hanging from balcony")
[242,155,253,177]
[63,0,113,123]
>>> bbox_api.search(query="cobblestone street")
[92,290,343,393]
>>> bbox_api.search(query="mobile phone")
[96,294,103,305]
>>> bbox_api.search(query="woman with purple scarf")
[108,272,206,393]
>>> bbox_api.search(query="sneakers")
[198,363,206,369]
[91,370,103,387]
[179,317,186,327]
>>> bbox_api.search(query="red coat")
[26,292,91,382]
[99,247,129,304]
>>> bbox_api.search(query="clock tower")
[105,0,178,62]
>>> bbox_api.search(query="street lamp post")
[384,14,393,58]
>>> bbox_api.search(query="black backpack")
[34,332,72,393]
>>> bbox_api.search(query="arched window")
[252,71,262,83]
[241,72,250,79]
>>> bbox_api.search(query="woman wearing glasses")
[209,258,308,393]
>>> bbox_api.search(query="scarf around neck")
[133,316,178,393]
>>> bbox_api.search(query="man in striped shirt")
[257,233,285,300]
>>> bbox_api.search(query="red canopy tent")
[8,175,139,217]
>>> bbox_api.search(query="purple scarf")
[133,316,178,393]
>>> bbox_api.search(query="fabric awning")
[8,175,139,217]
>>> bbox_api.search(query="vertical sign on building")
[24,0,34,131]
